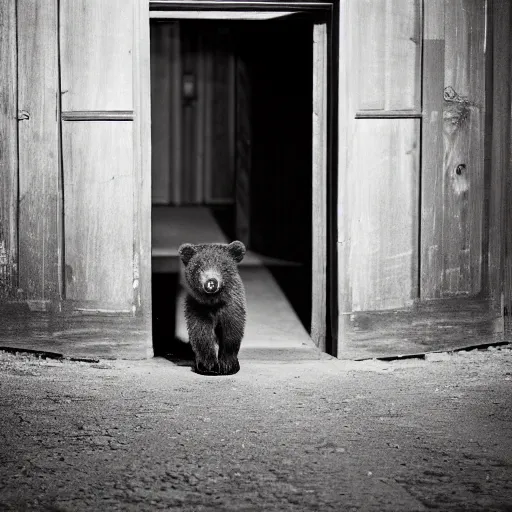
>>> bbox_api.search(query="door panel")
[62,122,134,309]
[348,118,419,312]
[421,0,487,298]
[338,0,500,359]
[17,0,60,304]
[60,0,133,111]
[0,0,18,299]
[59,0,138,312]
[354,0,421,112]
[0,0,151,358]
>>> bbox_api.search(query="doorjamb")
[142,0,337,354]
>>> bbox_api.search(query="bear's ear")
[178,243,197,265]
[227,240,246,263]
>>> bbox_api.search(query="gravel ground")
[0,346,511,511]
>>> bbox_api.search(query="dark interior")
[151,17,313,355]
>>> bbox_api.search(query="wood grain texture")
[62,122,134,309]
[60,0,133,111]
[386,0,421,110]
[490,0,511,334]
[17,0,60,302]
[149,0,332,8]
[149,10,296,20]
[421,0,487,299]
[355,0,420,112]
[133,0,153,354]
[442,0,486,296]
[336,0,355,353]
[348,118,419,312]
[339,298,503,360]
[0,0,18,299]
[0,304,151,359]
[62,111,134,121]
[355,0,385,110]
[311,23,327,349]
[420,38,445,298]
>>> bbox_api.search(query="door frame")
[143,0,338,353]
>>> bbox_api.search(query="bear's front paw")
[218,355,240,376]
[195,360,220,376]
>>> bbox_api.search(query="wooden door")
[338,0,503,359]
[60,0,136,313]
[0,0,152,359]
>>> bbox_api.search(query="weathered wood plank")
[337,0,356,354]
[0,304,151,360]
[421,0,487,299]
[490,0,511,334]
[0,0,18,299]
[17,0,60,304]
[348,118,419,312]
[355,0,386,110]
[62,122,134,309]
[61,111,134,121]
[339,298,503,360]
[386,0,421,110]
[311,23,328,350]
[133,0,153,354]
[355,0,420,112]
[60,0,133,111]
[420,32,445,298]
[441,0,486,297]
[149,10,296,20]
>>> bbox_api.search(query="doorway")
[150,11,329,358]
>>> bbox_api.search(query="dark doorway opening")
[150,16,315,357]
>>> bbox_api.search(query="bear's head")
[178,241,246,304]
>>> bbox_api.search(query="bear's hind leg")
[187,318,219,375]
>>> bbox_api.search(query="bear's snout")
[199,269,223,295]
[204,278,219,294]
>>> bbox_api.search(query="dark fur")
[178,241,246,376]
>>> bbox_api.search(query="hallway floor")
[153,206,321,362]
[0,346,511,511]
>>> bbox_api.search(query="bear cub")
[178,241,246,376]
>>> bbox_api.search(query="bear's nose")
[204,278,219,294]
